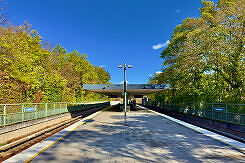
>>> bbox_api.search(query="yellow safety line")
[150,109,245,152]
[24,106,111,163]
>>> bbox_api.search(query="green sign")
[122,92,128,95]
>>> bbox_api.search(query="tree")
[94,66,111,84]
[0,23,111,103]
[151,0,245,104]
[0,23,48,102]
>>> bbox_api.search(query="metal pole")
[3,104,6,125]
[35,104,37,119]
[226,103,228,122]
[22,104,24,122]
[124,63,127,125]
[45,103,48,117]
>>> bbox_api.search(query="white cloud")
[149,71,162,78]
[176,9,180,13]
[155,71,162,75]
[120,81,129,84]
[152,40,170,50]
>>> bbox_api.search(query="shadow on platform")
[31,107,244,163]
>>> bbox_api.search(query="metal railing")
[0,101,110,127]
[146,101,245,126]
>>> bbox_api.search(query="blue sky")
[5,0,218,84]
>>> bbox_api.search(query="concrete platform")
[6,106,245,162]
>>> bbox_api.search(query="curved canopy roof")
[83,84,170,97]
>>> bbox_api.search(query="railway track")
[0,106,108,162]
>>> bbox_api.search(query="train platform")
[5,105,245,162]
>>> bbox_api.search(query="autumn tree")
[0,23,111,103]
[150,0,245,104]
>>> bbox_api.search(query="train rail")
[0,106,108,162]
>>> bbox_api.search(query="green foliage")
[0,23,111,103]
[41,73,66,102]
[150,0,245,104]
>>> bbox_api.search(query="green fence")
[0,101,110,127]
[146,101,245,126]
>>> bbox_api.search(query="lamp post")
[118,63,132,125]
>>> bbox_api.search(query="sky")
[5,0,218,84]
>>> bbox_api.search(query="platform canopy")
[83,84,170,98]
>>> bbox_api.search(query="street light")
[118,63,132,125]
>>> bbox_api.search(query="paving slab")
[8,107,245,162]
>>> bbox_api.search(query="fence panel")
[146,101,245,126]
[0,101,109,127]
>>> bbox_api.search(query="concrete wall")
[110,101,121,105]
[0,113,73,145]
[136,98,142,104]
